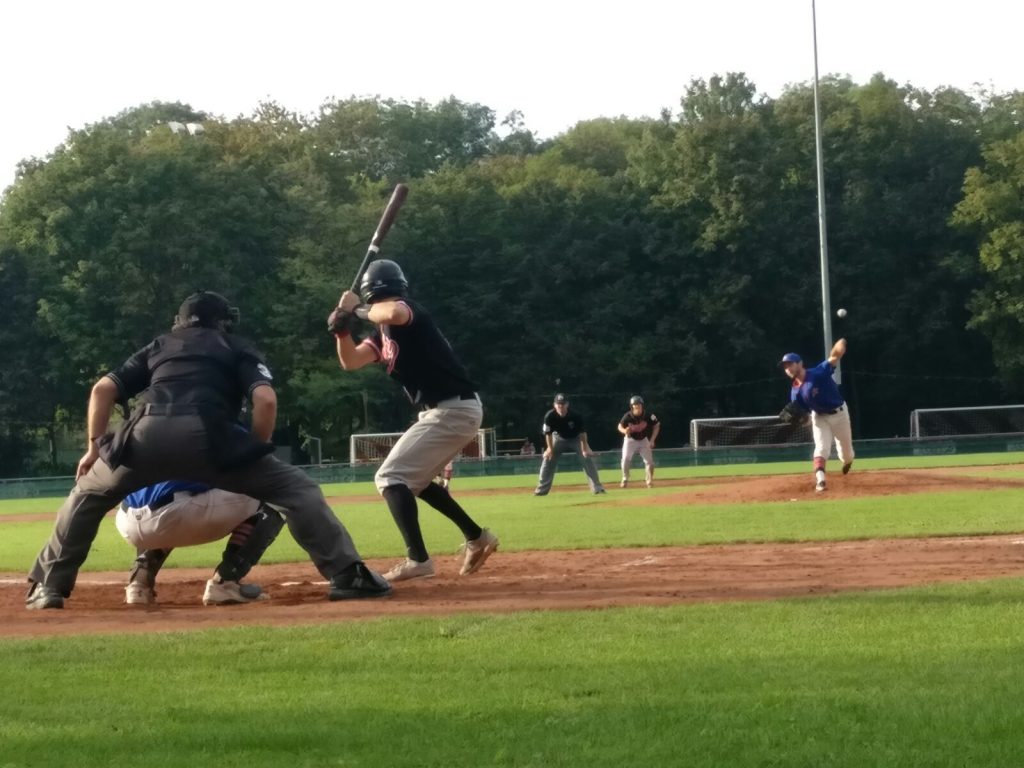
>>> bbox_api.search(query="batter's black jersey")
[543,409,586,439]
[362,299,477,406]
[620,410,659,440]
[106,327,274,417]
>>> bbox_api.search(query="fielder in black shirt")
[617,394,661,488]
[330,259,499,583]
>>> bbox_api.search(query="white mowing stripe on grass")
[0,577,129,586]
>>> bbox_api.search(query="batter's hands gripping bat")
[349,183,409,292]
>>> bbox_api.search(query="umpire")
[26,291,390,609]
[534,393,606,495]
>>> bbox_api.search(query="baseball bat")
[349,183,409,292]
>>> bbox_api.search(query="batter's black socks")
[382,484,429,562]
[418,482,483,541]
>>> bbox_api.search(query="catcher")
[116,481,285,606]
[778,338,854,492]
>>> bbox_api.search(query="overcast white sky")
[1,0,1020,192]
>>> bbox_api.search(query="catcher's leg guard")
[129,548,172,589]
[214,503,285,583]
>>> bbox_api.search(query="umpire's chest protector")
[103,328,275,470]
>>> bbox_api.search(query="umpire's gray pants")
[29,414,362,597]
[535,435,604,494]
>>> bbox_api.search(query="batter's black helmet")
[174,291,240,331]
[360,259,408,303]
[630,395,644,406]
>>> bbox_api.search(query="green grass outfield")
[3,452,1024,572]
[3,453,1024,766]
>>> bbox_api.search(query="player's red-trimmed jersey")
[361,299,477,406]
[619,410,659,440]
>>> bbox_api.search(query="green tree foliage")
[0,82,1021,474]
[953,114,1024,385]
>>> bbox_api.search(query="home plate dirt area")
[3,467,1024,637]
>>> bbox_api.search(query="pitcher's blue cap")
[779,353,802,366]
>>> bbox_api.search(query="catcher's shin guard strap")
[215,504,285,583]
[129,548,172,589]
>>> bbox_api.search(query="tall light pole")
[811,0,839,381]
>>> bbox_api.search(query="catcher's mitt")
[778,401,810,426]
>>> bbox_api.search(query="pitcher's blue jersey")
[790,360,844,413]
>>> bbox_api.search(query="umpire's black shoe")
[328,562,392,601]
[25,582,64,610]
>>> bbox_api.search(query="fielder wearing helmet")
[328,259,498,583]
[618,394,660,488]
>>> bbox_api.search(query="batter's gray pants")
[535,435,604,494]
[29,414,362,597]
[375,396,483,494]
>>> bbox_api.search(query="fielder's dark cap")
[779,352,802,367]
[554,393,568,404]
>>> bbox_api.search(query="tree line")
[1,73,1023,476]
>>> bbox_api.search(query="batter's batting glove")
[327,307,353,337]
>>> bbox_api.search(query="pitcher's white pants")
[811,405,854,464]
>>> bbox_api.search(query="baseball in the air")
[836,308,848,318]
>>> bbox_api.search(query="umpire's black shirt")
[107,326,273,414]
[543,409,586,439]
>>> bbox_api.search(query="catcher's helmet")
[360,259,408,303]
[629,395,644,406]
[175,291,240,330]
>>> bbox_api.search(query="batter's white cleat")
[459,529,499,576]
[125,582,155,605]
[383,558,436,582]
[815,479,827,493]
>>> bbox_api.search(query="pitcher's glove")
[778,401,810,426]
[327,307,353,337]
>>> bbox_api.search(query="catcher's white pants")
[811,405,854,464]
[115,488,260,549]
[621,437,654,481]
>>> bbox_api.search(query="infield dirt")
[3,467,1023,638]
